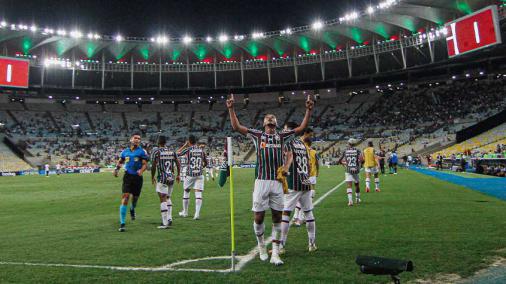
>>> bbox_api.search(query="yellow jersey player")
[363,141,380,192]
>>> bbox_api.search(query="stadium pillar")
[372,38,380,74]
[101,52,105,90]
[399,33,407,69]
[240,51,245,87]
[41,48,45,88]
[158,53,162,91]
[71,50,76,89]
[346,43,353,78]
[213,53,218,89]
[186,52,190,89]
[131,55,135,90]
[427,28,435,63]
[320,46,325,81]
[267,50,272,86]
[293,49,298,83]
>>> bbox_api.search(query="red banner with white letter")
[0,57,30,88]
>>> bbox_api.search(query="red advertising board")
[0,57,30,88]
[446,5,502,58]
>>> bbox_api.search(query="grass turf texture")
[0,167,505,283]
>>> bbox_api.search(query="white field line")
[0,180,346,273]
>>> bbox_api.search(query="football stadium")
[0,0,505,283]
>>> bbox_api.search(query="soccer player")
[114,133,149,232]
[177,135,207,220]
[378,149,386,175]
[280,122,317,254]
[179,154,188,179]
[391,151,398,175]
[338,138,362,206]
[56,163,62,176]
[205,154,215,181]
[292,128,319,226]
[226,94,314,266]
[44,163,50,177]
[363,141,380,193]
[151,135,180,229]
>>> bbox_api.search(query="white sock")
[292,207,300,221]
[271,223,281,255]
[366,178,371,189]
[347,188,353,202]
[167,198,173,220]
[356,191,360,200]
[280,214,291,246]
[253,222,265,245]
[195,191,203,216]
[375,178,380,189]
[183,190,190,214]
[305,211,316,245]
[160,202,168,226]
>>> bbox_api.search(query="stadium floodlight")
[252,32,264,39]
[93,34,101,40]
[70,30,83,39]
[344,12,359,21]
[156,36,169,44]
[312,20,324,31]
[479,71,484,75]
[75,96,80,100]
[115,35,124,42]
[30,25,37,32]
[367,6,375,14]
[57,29,67,36]
[183,35,193,44]
[19,24,28,30]
[206,36,213,43]
[0,21,6,28]
[218,34,229,42]
[234,35,244,41]
[280,28,292,35]
[48,96,53,99]
[87,33,94,39]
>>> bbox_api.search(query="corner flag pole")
[227,137,236,272]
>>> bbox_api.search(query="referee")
[114,133,149,232]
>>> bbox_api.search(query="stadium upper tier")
[0,2,504,89]
[0,74,504,168]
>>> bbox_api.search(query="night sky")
[0,0,369,37]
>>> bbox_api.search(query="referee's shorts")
[122,173,143,196]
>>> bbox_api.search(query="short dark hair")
[368,141,373,147]
[131,132,141,137]
[189,135,197,144]
[285,121,299,130]
[304,128,314,134]
[157,135,167,145]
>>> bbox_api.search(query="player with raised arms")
[151,135,180,229]
[114,133,149,232]
[226,94,314,266]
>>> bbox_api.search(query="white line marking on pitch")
[0,180,346,273]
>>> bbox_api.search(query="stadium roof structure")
[0,0,499,61]
[0,0,504,91]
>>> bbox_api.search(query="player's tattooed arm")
[226,94,248,135]
[151,155,158,185]
[283,150,294,174]
[175,157,181,183]
[113,157,125,177]
[177,141,190,155]
[294,96,314,134]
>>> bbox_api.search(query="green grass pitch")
[0,167,505,283]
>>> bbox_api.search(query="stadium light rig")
[218,34,229,42]
[206,36,213,42]
[312,21,324,31]
[115,35,124,42]
[182,35,193,44]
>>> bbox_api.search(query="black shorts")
[122,173,143,196]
